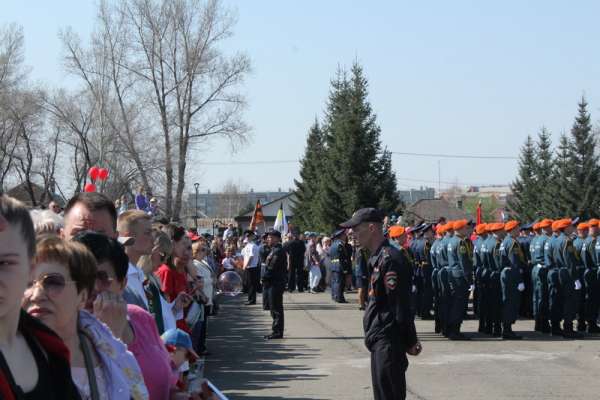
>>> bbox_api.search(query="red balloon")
[84,183,96,193]
[98,168,109,181]
[88,166,100,181]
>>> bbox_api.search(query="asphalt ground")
[205,291,600,400]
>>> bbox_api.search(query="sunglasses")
[26,273,75,297]
[95,270,116,289]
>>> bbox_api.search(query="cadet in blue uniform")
[329,229,350,303]
[551,219,583,339]
[545,221,562,335]
[262,229,286,339]
[473,224,488,331]
[436,222,454,337]
[446,219,474,340]
[341,208,421,400]
[430,225,443,333]
[583,219,600,333]
[573,223,588,331]
[499,221,525,339]
[485,223,506,337]
[530,220,551,333]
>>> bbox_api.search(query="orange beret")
[452,219,468,230]
[436,224,445,234]
[444,222,454,231]
[538,219,553,229]
[475,224,487,235]
[487,222,505,232]
[553,219,572,231]
[588,219,599,227]
[532,222,539,230]
[504,220,519,232]
[577,223,589,230]
[388,225,406,238]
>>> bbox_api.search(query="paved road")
[205,291,600,400]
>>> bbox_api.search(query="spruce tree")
[508,135,538,221]
[293,119,325,230]
[549,134,576,217]
[534,127,554,216]
[318,62,400,230]
[567,96,600,218]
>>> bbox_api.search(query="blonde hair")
[138,229,173,272]
[117,210,151,234]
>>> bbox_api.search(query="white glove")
[517,283,525,292]
[469,284,475,292]
[575,280,582,290]
[412,285,417,293]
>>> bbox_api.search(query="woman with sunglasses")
[22,235,148,400]
[0,195,80,399]
[73,231,187,400]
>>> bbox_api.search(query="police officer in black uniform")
[262,229,286,339]
[341,208,421,400]
[259,232,272,311]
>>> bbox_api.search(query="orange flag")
[249,200,264,231]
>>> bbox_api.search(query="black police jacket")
[263,243,287,286]
[363,240,418,352]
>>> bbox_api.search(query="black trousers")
[247,267,260,303]
[371,340,408,400]
[288,263,306,292]
[269,285,285,336]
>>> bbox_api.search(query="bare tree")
[116,0,250,220]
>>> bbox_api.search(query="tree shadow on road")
[206,296,329,400]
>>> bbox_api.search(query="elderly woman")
[22,235,148,400]
[0,195,80,399]
[73,231,183,400]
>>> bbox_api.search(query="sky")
[3,1,600,194]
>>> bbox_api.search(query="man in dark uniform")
[517,224,534,318]
[545,221,562,335]
[485,223,506,337]
[552,219,583,339]
[341,208,421,400]
[473,223,488,330]
[329,229,351,303]
[262,229,286,339]
[532,219,552,333]
[499,221,526,339]
[430,224,443,333]
[259,233,272,311]
[415,223,434,320]
[283,231,307,292]
[436,222,454,336]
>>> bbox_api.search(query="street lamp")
[194,182,200,229]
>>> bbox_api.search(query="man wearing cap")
[259,233,272,311]
[446,219,474,340]
[582,219,600,333]
[262,229,287,339]
[329,229,351,303]
[499,221,526,339]
[531,220,551,333]
[414,224,434,320]
[551,219,583,338]
[436,222,454,337]
[545,220,563,335]
[517,224,534,319]
[573,223,589,331]
[473,224,488,331]
[341,208,421,400]
[284,231,307,293]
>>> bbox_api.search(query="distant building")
[403,198,473,225]
[398,186,436,205]
[465,185,512,203]
[235,193,296,234]
[186,189,292,218]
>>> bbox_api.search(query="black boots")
[502,323,522,340]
